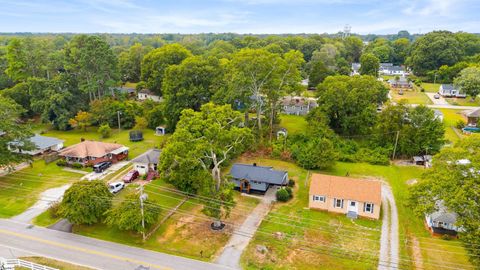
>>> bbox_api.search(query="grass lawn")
[421,83,440,93]
[390,89,432,105]
[72,178,260,262]
[32,208,61,227]
[0,160,83,218]
[445,97,480,106]
[19,257,92,270]
[36,125,167,158]
[279,114,308,135]
[238,156,472,270]
[439,109,465,144]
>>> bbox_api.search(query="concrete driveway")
[425,92,449,105]
[81,161,129,181]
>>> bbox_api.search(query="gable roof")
[309,174,382,205]
[429,201,458,224]
[441,84,455,91]
[229,163,288,185]
[114,86,135,94]
[131,149,161,164]
[10,134,64,150]
[59,140,125,158]
[139,89,157,95]
[466,108,480,118]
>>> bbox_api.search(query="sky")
[0,0,479,34]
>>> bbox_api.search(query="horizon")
[0,0,479,34]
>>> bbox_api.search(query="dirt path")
[378,184,399,270]
[215,187,276,269]
[411,237,424,269]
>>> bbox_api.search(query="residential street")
[378,185,399,270]
[0,219,232,270]
[215,187,276,269]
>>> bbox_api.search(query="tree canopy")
[454,66,480,101]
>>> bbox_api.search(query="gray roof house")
[9,134,64,156]
[380,63,407,76]
[113,86,136,96]
[281,96,317,115]
[438,84,466,98]
[131,149,161,175]
[138,89,162,102]
[425,202,463,236]
[388,77,412,88]
[229,163,288,193]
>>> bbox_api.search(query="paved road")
[215,188,276,269]
[378,185,399,270]
[11,184,71,223]
[0,219,232,270]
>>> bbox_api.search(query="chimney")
[253,163,257,167]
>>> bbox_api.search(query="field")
[0,160,83,218]
[238,156,472,270]
[390,89,432,105]
[279,114,308,135]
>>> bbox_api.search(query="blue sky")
[0,0,478,34]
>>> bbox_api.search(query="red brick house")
[58,140,129,166]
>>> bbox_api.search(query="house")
[351,63,361,76]
[229,163,288,193]
[281,96,318,115]
[438,84,466,98]
[113,86,136,97]
[463,108,480,127]
[131,149,161,175]
[138,89,161,102]
[387,77,412,88]
[379,63,407,76]
[425,202,462,237]
[309,174,382,219]
[9,134,64,156]
[58,140,129,166]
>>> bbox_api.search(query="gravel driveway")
[378,184,399,270]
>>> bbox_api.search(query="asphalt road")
[0,219,232,270]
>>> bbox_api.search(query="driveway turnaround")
[10,184,71,223]
[0,219,232,270]
[378,185,399,270]
[215,187,276,269]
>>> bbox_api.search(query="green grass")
[36,125,167,158]
[421,83,440,93]
[32,208,61,227]
[438,109,465,144]
[445,97,480,106]
[0,160,83,218]
[390,89,432,105]
[279,114,308,135]
[239,157,472,270]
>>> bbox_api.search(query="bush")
[48,201,61,219]
[456,119,466,129]
[420,87,425,92]
[276,188,292,202]
[288,179,295,187]
[98,124,111,138]
[72,163,83,169]
[56,160,67,167]
[285,186,293,197]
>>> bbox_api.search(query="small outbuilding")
[138,89,162,102]
[155,126,166,136]
[276,128,287,139]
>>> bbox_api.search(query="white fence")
[1,258,59,270]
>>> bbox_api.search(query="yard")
[18,257,92,270]
[279,114,308,135]
[445,97,480,106]
[0,160,83,218]
[390,88,432,105]
[421,83,440,93]
[238,156,472,270]
[439,108,465,144]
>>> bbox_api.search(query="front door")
[240,179,250,193]
[348,201,358,213]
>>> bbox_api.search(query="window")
[364,203,374,213]
[313,195,325,202]
[334,198,344,208]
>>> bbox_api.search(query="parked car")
[108,182,125,194]
[123,170,139,183]
[93,161,112,173]
[434,94,440,99]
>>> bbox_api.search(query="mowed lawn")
[439,108,465,144]
[421,83,440,93]
[238,157,472,270]
[72,178,260,262]
[445,97,480,106]
[0,160,83,218]
[36,125,167,158]
[390,89,432,105]
[279,114,308,135]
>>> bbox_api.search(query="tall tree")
[454,67,480,101]
[359,53,380,76]
[0,96,33,169]
[64,35,119,101]
[140,44,192,95]
[343,36,364,63]
[118,43,152,83]
[159,103,253,226]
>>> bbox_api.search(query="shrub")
[285,186,293,197]
[456,119,466,129]
[288,179,295,187]
[72,163,83,169]
[420,87,425,92]
[48,201,61,219]
[98,124,111,138]
[56,160,67,167]
[276,188,292,202]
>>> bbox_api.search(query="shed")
[413,156,425,165]
[155,126,166,136]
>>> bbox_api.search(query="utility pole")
[117,111,121,131]
[392,131,400,160]
[139,185,146,241]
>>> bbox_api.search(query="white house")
[379,63,407,76]
[131,149,161,175]
[425,202,463,236]
[9,134,64,156]
[138,89,162,102]
[438,84,466,98]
